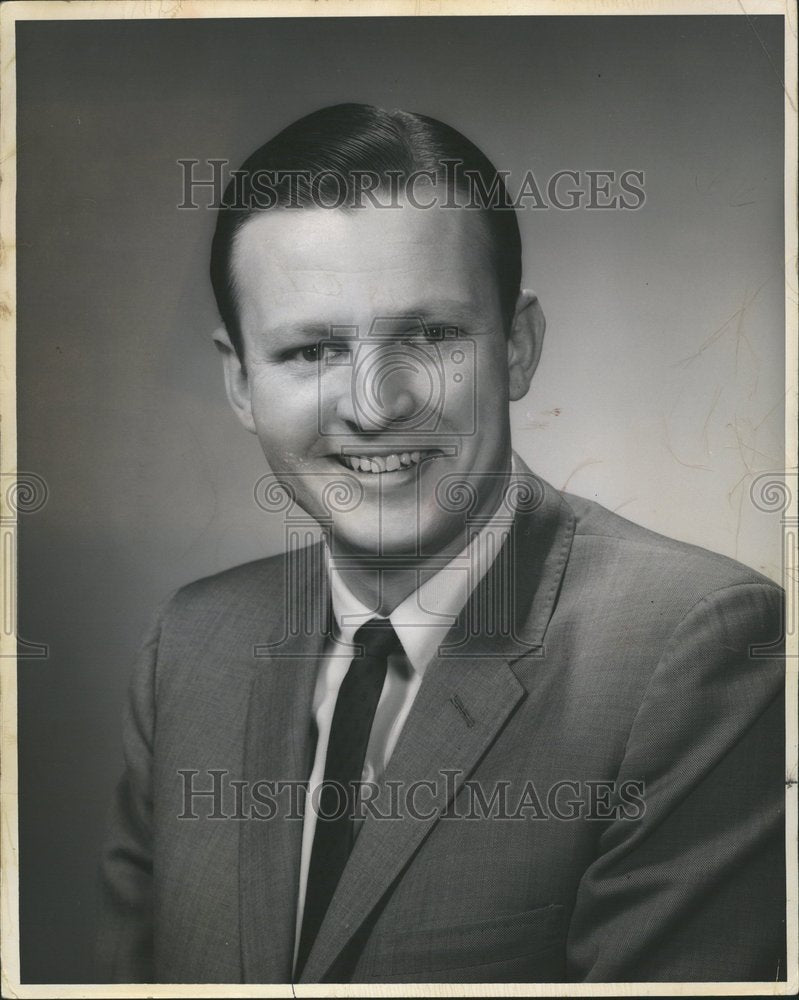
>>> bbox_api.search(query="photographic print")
[1,1,796,995]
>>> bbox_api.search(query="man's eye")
[294,341,351,363]
[299,344,321,362]
[394,326,449,346]
[422,324,459,341]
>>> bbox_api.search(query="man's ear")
[212,327,257,433]
[507,289,546,401]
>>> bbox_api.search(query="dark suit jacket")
[96,470,786,984]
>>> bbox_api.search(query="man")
[97,104,786,984]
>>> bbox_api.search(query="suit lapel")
[299,467,576,982]
[240,544,330,983]
[298,650,526,983]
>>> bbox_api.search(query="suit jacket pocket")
[356,904,565,983]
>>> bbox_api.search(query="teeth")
[342,451,435,474]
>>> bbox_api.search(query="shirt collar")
[326,454,519,676]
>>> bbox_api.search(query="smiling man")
[216,174,542,607]
[97,104,786,985]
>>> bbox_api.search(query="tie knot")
[352,618,402,661]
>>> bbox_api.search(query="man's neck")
[328,548,463,618]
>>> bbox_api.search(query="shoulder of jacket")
[160,546,314,625]
[562,489,781,596]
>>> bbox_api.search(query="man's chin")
[325,514,469,562]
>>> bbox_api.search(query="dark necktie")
[296,617,400,978]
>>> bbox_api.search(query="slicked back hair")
[210,103,522,360]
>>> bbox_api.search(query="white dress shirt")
[292,460,518,970]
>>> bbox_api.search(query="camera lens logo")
[353,340,443,431]
[318,317,477,437]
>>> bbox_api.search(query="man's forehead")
[231,203,493,286]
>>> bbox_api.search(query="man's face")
[225,201,532,557]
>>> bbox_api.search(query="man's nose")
[363,359,418,426]
[338,345,428,431]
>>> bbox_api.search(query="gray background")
[16,14,784,982]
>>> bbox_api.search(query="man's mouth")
[335,449,442,475]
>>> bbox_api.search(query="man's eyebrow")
[268,323,338,342]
